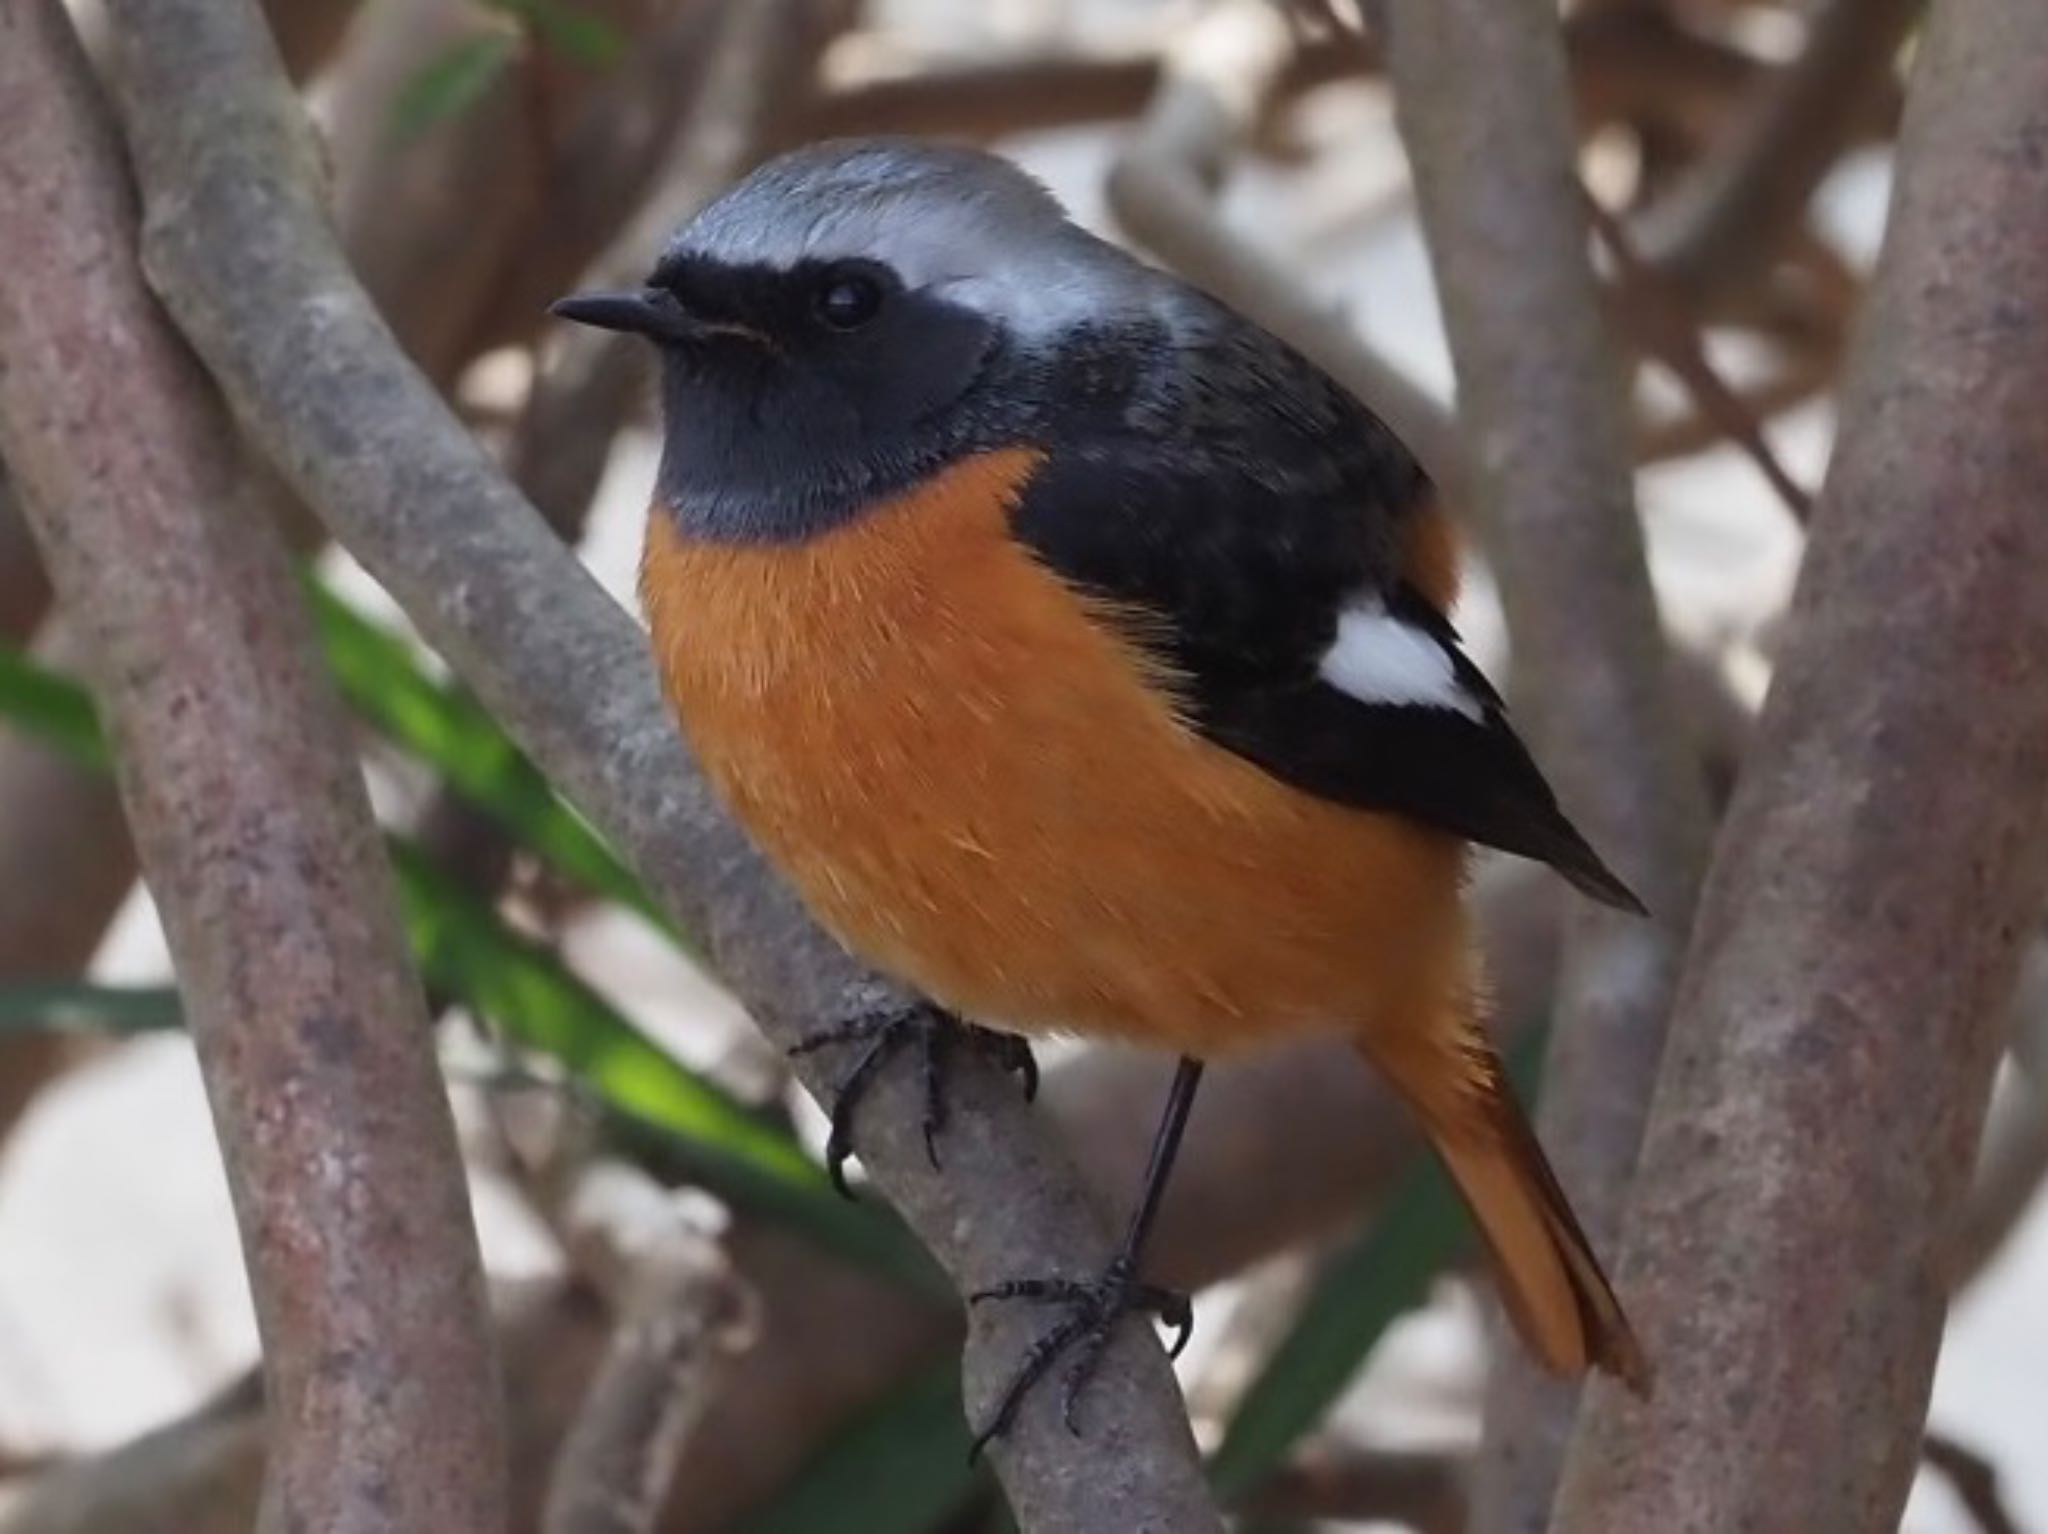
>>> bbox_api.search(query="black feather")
[1011,361,1644,917]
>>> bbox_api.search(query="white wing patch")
[1318,599,1483,720]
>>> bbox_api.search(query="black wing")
[1011,425,1643,915]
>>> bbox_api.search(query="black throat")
[651,307,1176,544]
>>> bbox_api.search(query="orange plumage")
[642,447,1647,1391]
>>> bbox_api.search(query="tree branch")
[1634,0,1922,307]
[650,858,1569,1532]
[1948,1053,2048,1294]
[543,1168,758,1534]
[0,1281,611,1534]
[1379,3,1712,1525]
[800,34,1364,144]
[1586,192,1814,524]
[514,0,841,537]
[0,3,506,1528]
[1550,0,2048,1525]
[1922,1430,2024,1534]
[1107,0,1463,494]
[92,1,1222,1527]
[1945,940,2048,1291]
[0,840,1719,1534]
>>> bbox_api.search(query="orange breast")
[640,448,1472,1056]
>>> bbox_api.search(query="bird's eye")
[814,269,884,331]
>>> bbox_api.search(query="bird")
[553,136,1651,1444]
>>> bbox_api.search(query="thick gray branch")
[1380,2,1711,1524]
[92,0,1221,1527]
[0,4,506,1529]
[1551,0,2048,1527]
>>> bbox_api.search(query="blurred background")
[1,1,2037,1530]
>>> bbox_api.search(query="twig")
[513,0,841,538]
[1635,0,1921,307]
[1379,2,1711,1526]
[1182,1248,1319,1429]
[0,1279,613,1534]
[1106,0,1464,496]
[94,2,1223,1528]
[1633,342,1835,465]
[800,36,1365,143]
[1585,190,1814,523]
[320,0,729,386]
[1949,1063,2048,1294]
[468,0,856,362]
[1551,0,2048,1526]
[1922,1430,2025,1534]
[0,3,506,1528]
[543,1166,759,1534]
[1949,942,2048,1291]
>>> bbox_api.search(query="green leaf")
[735,1363,988,1534]
[0,982,182,1035]
[0,641,930,1290]
[1207,1031,1549,1499]
[387,842,938,1290]
[1207,1154,1466,1499]
[0,647,108,770]
[481,0,624,65]
[389,32,518,144]
[308,582,667,931]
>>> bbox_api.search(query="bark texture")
[1553,1,2048,1526]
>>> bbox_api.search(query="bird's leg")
[968,1056,1205,1453]
[788,1001,1038,1197]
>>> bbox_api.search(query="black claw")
[967,1261,1192,1451]
[790,1006,1036,1197]
[995,1034,1039,1102]
[823,1119,856,1199]
[816,1026,908,1199]
[1159,1293,1195,1360]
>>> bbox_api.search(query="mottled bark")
[1552,1,2048,1527]
[0,5,506,1528]
[1381,2,1711,1524]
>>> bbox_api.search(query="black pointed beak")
[549,287,700,342]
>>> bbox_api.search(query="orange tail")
[1362,1029,1651,1395]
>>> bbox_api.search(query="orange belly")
[640,448,1473,1056]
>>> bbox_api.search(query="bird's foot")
[967,1255,1193,1455]
[789,1003,1037,1196]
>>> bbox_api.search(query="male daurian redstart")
[554,137,1651,1440]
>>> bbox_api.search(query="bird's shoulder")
[1002,333,1640,911]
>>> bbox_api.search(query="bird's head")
[552,137,1174,541]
